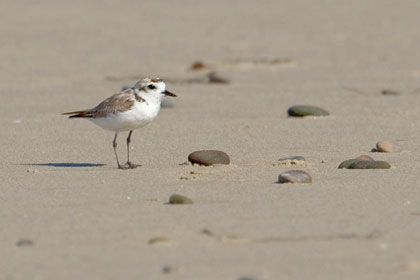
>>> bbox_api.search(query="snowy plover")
[62,77,176,169]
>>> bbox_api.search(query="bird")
[62,77,176,169]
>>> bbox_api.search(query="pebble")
[338,155,374,169]
[188,150,230,166]
[376,140,401,153]
[381,89,400,96]
[278,170,312,183]
[348,161,391,169]
[169,194,193,204]
[16,239,34,247]
[287,105,329,117]
[207,72,230,84]
[162,266,178,274]
[189,61,206,71]
[148,237,170,245]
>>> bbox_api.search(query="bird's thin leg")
[126,130,133,165]
[124,130,138,169]
[113,132,122,169]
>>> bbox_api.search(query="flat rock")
[348,161,391,169]
[188,150,230,166]
[376,140,401,153]
[169,194,193,204]
[338,155,374,169]
[278,170,312,183]
[288,105,329,117]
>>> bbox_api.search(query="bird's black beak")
[163,90,176,97]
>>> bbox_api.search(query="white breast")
[91,100,161,132]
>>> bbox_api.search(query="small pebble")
[338,155,374,169]
[278,170,312,183]
[148,237,170,245]
[207,72,229,84]
[189,61,206,71]
[162,266,177,274]
[169,194,193,204]
[16,239,34,247]
[12,119,22,124]
[202,228,214,237]
[381,89,400,96]
[348,161,391,169]
[188,150,230,166]
[376,140,401,153]
[287,105,329,117]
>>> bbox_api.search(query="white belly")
[91,101,160,132]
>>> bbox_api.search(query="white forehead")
[135,77,165,90]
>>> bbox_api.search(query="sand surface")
[2,0,420,279]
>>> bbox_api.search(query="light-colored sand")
[2,0,420,279]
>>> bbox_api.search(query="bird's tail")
[62,110,93,118]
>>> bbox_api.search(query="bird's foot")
[118,162,140,170]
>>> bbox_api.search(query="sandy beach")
[2,0,420,279]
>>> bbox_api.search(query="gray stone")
[338,155,375,169]
[188,150,230,166]
[287,105,329,117]
[278,170,312,183]
[348,161,391,169]
[169,194,193,204]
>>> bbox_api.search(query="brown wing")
[62,90,136,119]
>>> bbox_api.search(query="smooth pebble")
[376,140,401,153]
[188,150,230,166]
[348,161,391,169]
[338,155,374,169]
[169,194,193,204]
[278,170,312,183]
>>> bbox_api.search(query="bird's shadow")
[22,163,106,167]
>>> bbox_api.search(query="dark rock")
[338,155,374,169]
[169,194,193,204]
[348,161,391,169]
[188,150,230,166]
[381,89,400,96]
[288,105,329,117]
[208,72,230,84]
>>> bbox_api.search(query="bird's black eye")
[147,84,156,90]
